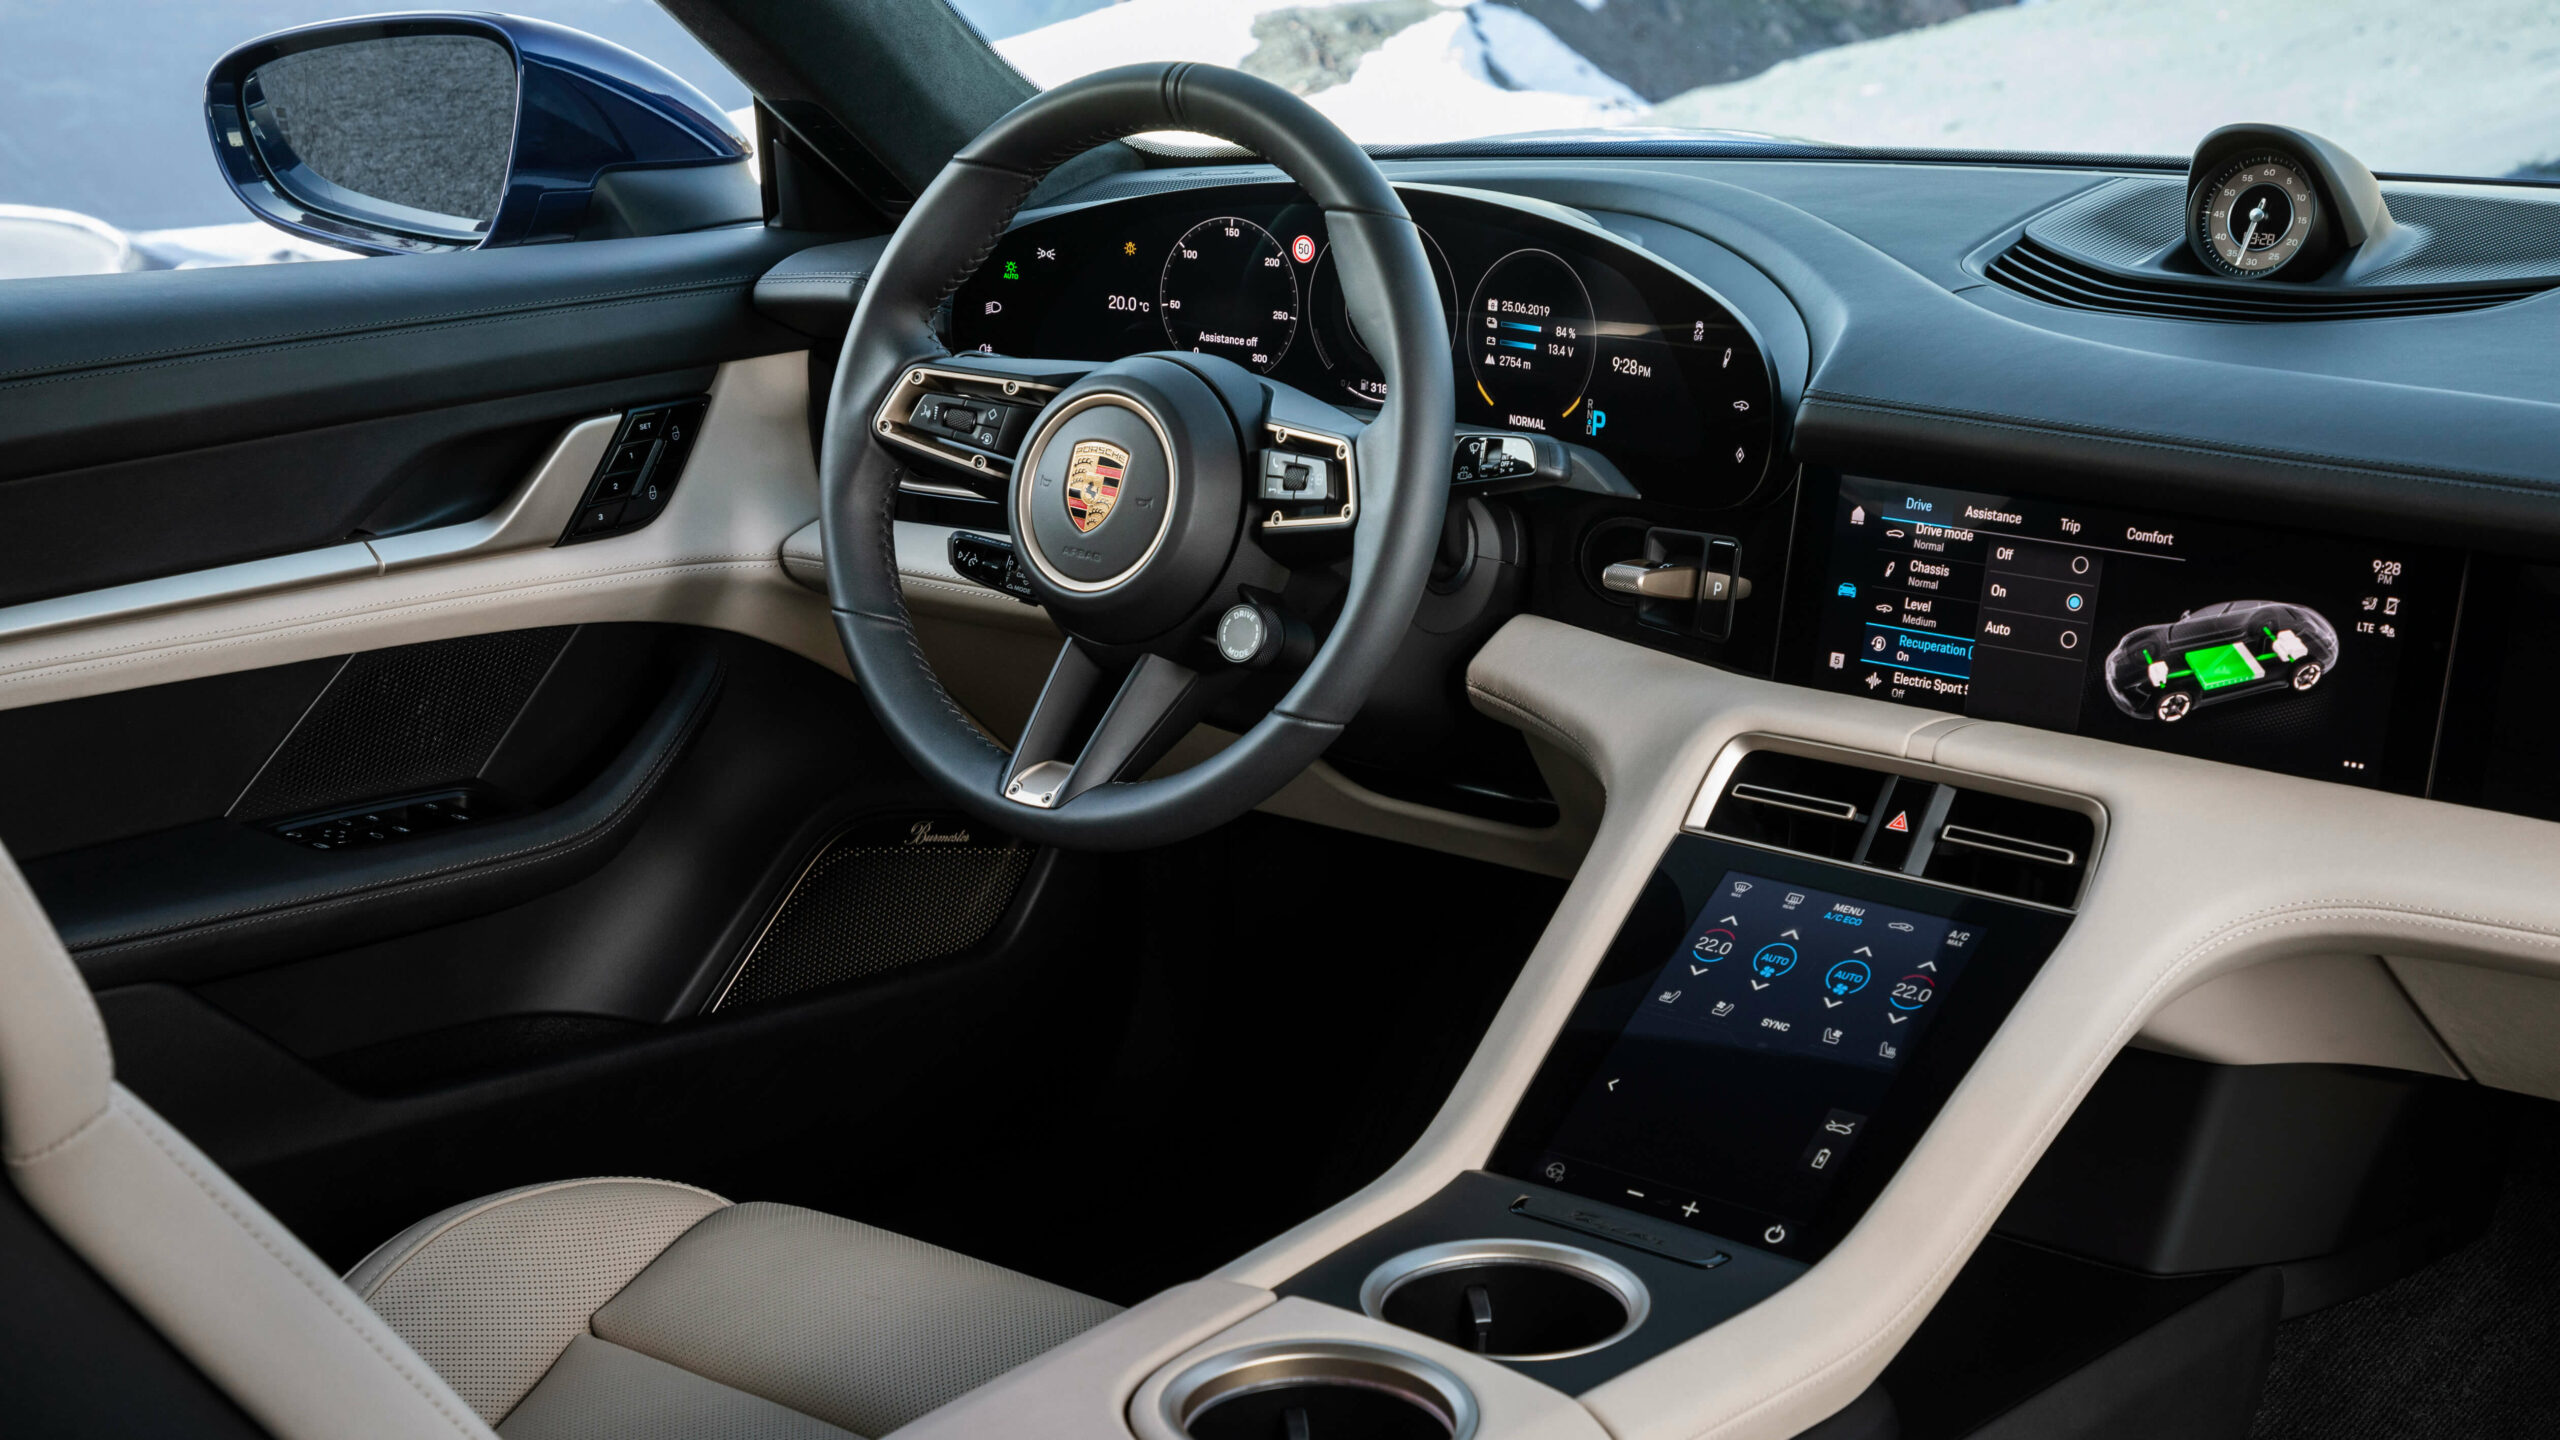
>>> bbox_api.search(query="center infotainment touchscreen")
[1783,475,2460,791]
[1491,842,2070,1262]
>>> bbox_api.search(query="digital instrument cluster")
[948,184,1777,507]
[1781,475,2461,792]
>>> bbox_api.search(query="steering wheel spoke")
[1003,642,1227,810]
[872,355,1100,498]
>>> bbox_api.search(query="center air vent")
[1986,237,2544,322]
[1700,748,2097,909]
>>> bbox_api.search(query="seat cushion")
[350,1180,1122,1440]
[346,1176,732,1425]
[588,1201,1123,1438]
[496,1336,858,1440]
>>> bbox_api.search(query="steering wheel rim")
[820,63,1453,850]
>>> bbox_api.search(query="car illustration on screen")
[2103,600,2338,722]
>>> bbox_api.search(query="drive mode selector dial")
[2193,154,2319,278]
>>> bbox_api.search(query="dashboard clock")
[2191,153,2320,279]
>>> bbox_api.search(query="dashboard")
[905,151,2560,830]
[949,184,1780,510]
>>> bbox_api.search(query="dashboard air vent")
[1701,749,2097,909]
[1986,237,2547,323]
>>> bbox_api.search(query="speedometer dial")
[1160,217,1299,373]
[2192,154,2319,279]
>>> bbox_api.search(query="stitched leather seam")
[757,273,873,285]
[0,275,759,386]
[1804,390,2555,498]
[356,1177,730,1303]
[1686,897,2560,1440]
[109,1093,491,1440]
[2,1091,113,1166]
[71,668,718,954]
[1466,679,1603,788]
[0,554,781,684]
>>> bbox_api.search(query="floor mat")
[2252,1099,2560,1439]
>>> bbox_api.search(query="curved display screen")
[1780,474,2461,792]
[948,184,1776,508]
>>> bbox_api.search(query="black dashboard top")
[1024,154,2560,556]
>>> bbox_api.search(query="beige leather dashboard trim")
[1191,613,2560,1440]
[2134,952,2463,1076]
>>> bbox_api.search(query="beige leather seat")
[0,844,1116,1439]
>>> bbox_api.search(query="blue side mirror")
[205,13,754,256]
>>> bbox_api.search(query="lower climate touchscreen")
[1491,843,2068,1261]
[1784,475,2459,791]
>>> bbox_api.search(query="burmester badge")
[1064,440,1127,533]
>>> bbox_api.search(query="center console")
[1267,744,2087,1401]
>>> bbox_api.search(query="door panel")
[0,366,717,609]
[25,625,719,986]
[0,227,812,483]
[3,623,1074,1265]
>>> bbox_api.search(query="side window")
[0,2,752,280]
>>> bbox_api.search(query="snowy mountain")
[992,1,1644,146]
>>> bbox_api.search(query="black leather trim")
[1371,163,2560,548]
[0,368,715,611]
[32,647,726,988]
[0,226,824,483]
[752,235,891,338]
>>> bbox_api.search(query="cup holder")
[1158,1341,1478,1440]
[1359,1238,1651,1361]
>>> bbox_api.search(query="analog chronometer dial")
[2196,155,2318,279]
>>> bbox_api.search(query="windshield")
[947,0,2559,182]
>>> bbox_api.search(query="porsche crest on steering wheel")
[1064,439,1127,533]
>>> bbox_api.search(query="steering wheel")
[820,64,1454,850]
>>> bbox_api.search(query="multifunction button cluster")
[271,790,490,852]
[559,397,710,544]
[909,392,1034,455]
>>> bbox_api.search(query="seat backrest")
[0,841,497,1440]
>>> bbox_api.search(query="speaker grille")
[233,628,574,821]
[711,815,1032,1011]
